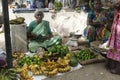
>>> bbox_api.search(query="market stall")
[0,0,108,80]
[11,45,82,80]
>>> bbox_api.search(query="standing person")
[106,0,120,74]
[48,0,54,9]
[26,1,31,8]
[29,0,34,5]
[70,0,77,9]
[48,0,55,4]
[61,0,70,8]
[84,0,110,42]
[34,0,44,8]
[27,10,62,53]
[48,0,51,4]
[14,2,20,8]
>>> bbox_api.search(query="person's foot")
[110,69,120,75]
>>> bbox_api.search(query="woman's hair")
[34,10,44,18]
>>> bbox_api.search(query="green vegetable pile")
[47,45,69,58]
[0,68,17,80]
[75,49,98,61]
[17,55,42,67]
[69,56,78,67]
[9,17,25,24]
[54,1,62,10]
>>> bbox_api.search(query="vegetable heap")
[46,45,69,58]
[75,49,98,61]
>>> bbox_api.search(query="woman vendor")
[27,10,62,53]
[84,0,110,42]
[106,0,120,75]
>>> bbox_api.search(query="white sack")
[52,11,88,37]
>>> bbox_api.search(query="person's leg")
[110,61,120,74]
[28,41,42,53]
[105,58,117,70]
[84,25,96,42]
[48,0,51,4]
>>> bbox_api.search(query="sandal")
[110,69,120,75]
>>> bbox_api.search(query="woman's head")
[93,0,102,10]
[34,10,44,22]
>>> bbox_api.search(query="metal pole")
[2,0,13,68]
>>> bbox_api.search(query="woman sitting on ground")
[27,10,62,53]
[84,0,111,43]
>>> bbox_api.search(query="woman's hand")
[92,22,103,27]
[32,34,38,38]
[42,34,53,40]
[27,32,38,40]
[88,19,104,27]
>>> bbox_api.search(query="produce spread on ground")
[0,14,105,80]
[12,45,79,80]
[0,44,103,80]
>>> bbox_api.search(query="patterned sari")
[27,20,62,53]
[107,12,120,62]
[84,11,110,42]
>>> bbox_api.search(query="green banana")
[4,76,9,80]
[8,68,16,72]
[8,74,15,79]
[1,75,5,80]
[0,69,5,74]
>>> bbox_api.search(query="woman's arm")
[87,11,104,27]
[27,21,38,40]
[40,21,53,41]
[27,32,38,40]
[87,18,104,27]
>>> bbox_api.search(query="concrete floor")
[44,63,120,80]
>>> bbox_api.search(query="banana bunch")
[29,64,42,75]
[57,57,70,68]
[57,57,71,73]
[12,52,19,58]
[10,17,25,24]
[41,59,57,71]
[12,52,25,59]
[0,68,17,80]
[7,68,17,79]
[20,68,33,80]
[33,54,43,59]
[43,68,58,77]
[19,53,25,59]
[41,59,58,76]
[18,64,33,80]
[58,66,71,73]
[43,51,53,57]
[16,64,27,73]
[66,53,72,59]
[17,63,29,72]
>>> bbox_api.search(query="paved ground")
[44,63,120,80]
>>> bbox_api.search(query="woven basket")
[79,55,105,65]
[74,51,106,65]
